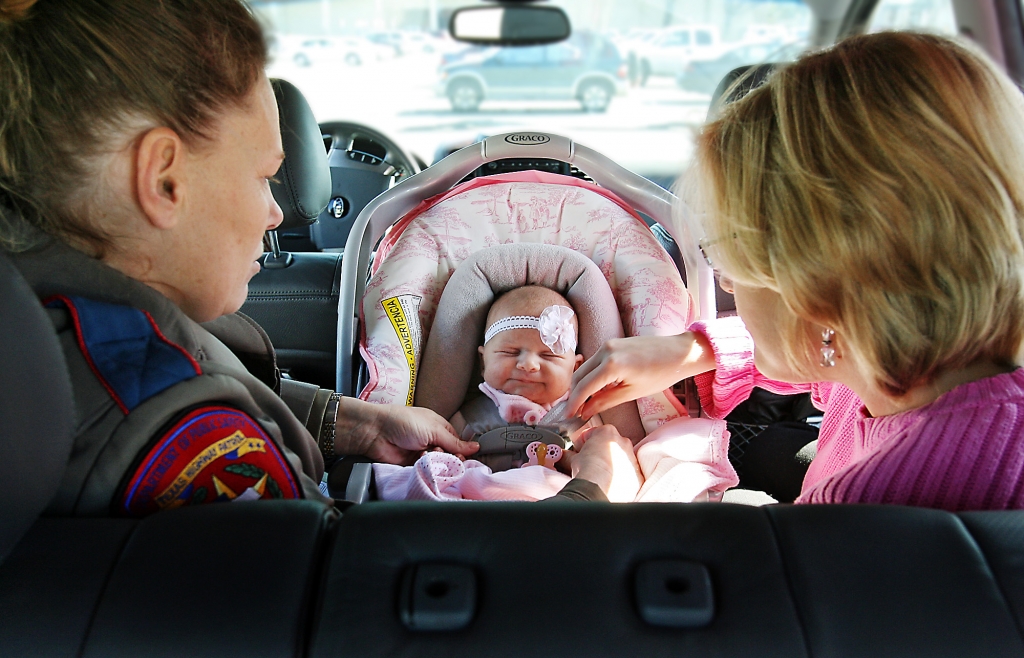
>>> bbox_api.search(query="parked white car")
[368,31,445,57]
[634,25,722,79]
[290,36,395,68]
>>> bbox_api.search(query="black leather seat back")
[311,503,1024,658]
[0,500,334,657]
[0,249,74,564]
[244,79,339,388]
[245,252,342,388]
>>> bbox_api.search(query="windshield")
[255,0,813,184]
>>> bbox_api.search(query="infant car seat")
[336,132,717,398]
[358,170,695,438]
[330,133,724,500]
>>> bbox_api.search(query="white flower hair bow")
[536,305,577,355]
[483,305,577,355]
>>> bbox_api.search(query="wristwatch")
[319,392,341,460]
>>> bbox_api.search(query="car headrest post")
[262,230,293,269]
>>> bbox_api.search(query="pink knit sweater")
[690,316,1024,511]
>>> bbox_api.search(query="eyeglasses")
[698,237,715,267]
[698,233,735,268]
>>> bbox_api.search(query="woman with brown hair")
[0,0,477,515]
[567,31,1024,510]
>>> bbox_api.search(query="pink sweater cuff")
[688,316,757,419]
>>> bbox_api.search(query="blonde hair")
[689,32,1024,395]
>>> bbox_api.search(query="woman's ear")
[574,353,584,370]
[135,127,187,230]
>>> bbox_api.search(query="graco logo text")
[504,133,551,145]
[506,430,543,443]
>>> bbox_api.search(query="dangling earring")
[820,328,836,367]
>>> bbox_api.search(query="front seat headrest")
[269,79,332,231]
[0,248,74,564]
[707,63,777,121]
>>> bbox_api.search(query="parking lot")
[269,53,714,180]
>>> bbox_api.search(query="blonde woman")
[567,32,1024,510]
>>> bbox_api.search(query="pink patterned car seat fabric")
[358,170,694,433]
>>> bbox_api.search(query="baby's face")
[479,328,583,405]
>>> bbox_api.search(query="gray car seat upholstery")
[0,501,334,658]
[709,63,777,118]
[0,249,75,564]
[243,79,339,388]
[244,251,342,388]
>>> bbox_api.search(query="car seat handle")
[337,132,716,394]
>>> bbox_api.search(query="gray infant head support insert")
[416,243,646,469]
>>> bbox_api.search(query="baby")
[373,284,734,502]
[450,285,584,450]
[372,285,595,501]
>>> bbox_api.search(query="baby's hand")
[420,446,468,461]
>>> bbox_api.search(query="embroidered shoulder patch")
[121,406,301,516]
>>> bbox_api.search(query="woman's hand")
[565,333,715,420]
[336,398,480,465]
[560,426,643,502]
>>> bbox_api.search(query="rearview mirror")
[449,5,571,46]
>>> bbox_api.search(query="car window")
[666,31,691,47]
[868,0,957,35]
[743,44,773,61]
[497,47,545,66]
[546,43,583,65]
[257,0,813,181]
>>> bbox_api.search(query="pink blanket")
[372,417,739,502]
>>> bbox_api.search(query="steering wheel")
[319,120,421,181]
[311,121,423,250]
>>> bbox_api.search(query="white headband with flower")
[483,305,577,355]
